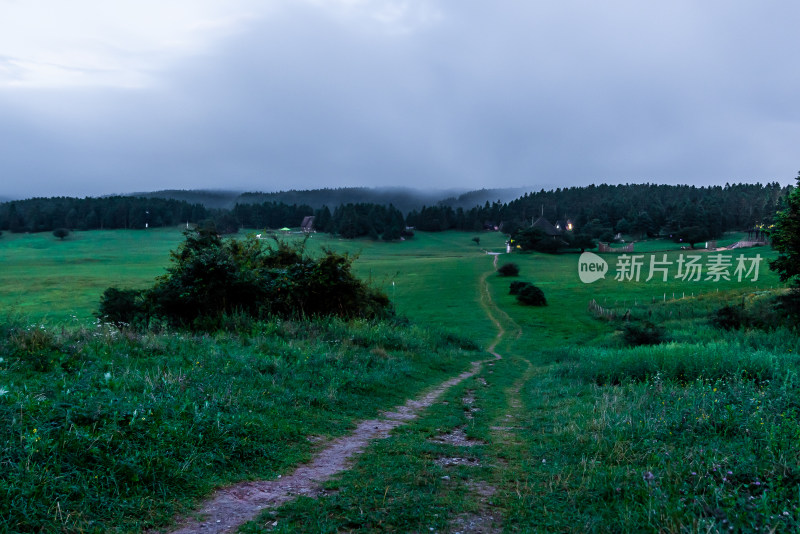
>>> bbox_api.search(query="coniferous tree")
[770,175,800,289]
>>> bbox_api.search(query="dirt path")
[168,361,490,533]
[449,257,536,534]
[478,268,522,353]
[168,258,510,534]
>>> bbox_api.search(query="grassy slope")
[1,319,482,532]
[3,229,798,533]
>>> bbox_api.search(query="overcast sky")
[1,1,798,199]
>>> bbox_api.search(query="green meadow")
[3,228,800,533]
[0,229,184,320]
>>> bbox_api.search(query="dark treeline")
[129,190,241,210]
[238,187,458,215]
[0,183,789,240]
[324,203,406,240]
[408,182,788,239]
[232,202,406,241]
[506,183,786,236]
[0,196,208,233]
[231,201,315,230]
[436,187,532,210]
[127,186,531,214]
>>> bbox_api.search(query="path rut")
[168,362,489,533]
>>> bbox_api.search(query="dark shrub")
[569,233,596,252]
[100,228,393,330]
[622,320,666,346]
[516,284,547,306]
[711,305,744,330]
[509,281,531,295]
[497,263,520,277]
[98,288,148,326]
[775,291,800,325]
[53,228,70,240]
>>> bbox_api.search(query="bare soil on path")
[167,361,491,534]
[441,262,528,534]
[167,257,512,534]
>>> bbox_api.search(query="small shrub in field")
[516,284,547,306]
[497,263,520,277]
[52,228,70,240]
[509,281,531,295]
[622,320,666,346]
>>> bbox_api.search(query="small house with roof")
[531,216,562,238]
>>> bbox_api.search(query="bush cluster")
[711,305,745,330]
[508,281,547,306]
[509,281,528,295]
[52,228,70,240]
[497,262,520,277]
[622,320,666,346]
[98,226,392,330]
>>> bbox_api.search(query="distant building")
[554,219,574,232]
[301,216,315,233]
[531,216,562,237]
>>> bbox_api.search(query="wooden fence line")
[588,286,777,322]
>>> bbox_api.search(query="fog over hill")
[126,190,243,210]
[126,186,535,213]
[438,187,535,210]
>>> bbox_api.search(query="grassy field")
[0,228,511,342]
[2,228,798,533]
[0,229,184,320]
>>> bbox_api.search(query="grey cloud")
[1,1,799,199]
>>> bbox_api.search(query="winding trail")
[444,255,539,534]
[167,262,507,533]
[168,255,514,533]
[480,257,535,432]
[168,362,487,533]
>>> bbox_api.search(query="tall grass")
[0,316,481,532]
[509,364,800,532]
[558,341,794,385]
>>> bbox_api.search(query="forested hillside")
[127,190,242,210]
[0,196,208,233]
[124,186,529,214]
[0,183,789,242]
[237,187,458,215]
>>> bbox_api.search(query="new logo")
[578,252,608,284]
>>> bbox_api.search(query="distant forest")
[128,186,529,213]
[0,183,789,242]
